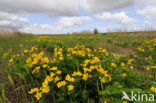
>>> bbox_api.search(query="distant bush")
[102,33,107,35]
[94,28,98,35]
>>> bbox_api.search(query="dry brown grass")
[72,30,93,35]
[0,28,33,38]
[107,31,156,37]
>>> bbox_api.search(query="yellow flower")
[83,67,89,73]
[149,75,152,78]
[93,57,100,63]
[127,59,134,65]
[32,66,41,74]
[50,67,57,71]
[68,84,74,91]
[122,73,127,77]
[54,76,60,82]
[121,63,125,67]
[65,74,75,82]
[56,70,62,74]
[45,76,53,82]
[72,71,82,76]
[105,52,109,56]
[42,64,47,68]
[24,50,29,53]
[150,87,156,93]
[130,66,134,70]
[137,47,144,52]
[59,56,64,60]
[122,101,128,103]
[57,80,67,88]
[41,86,50,93]
[35,92,42,100]
[82,73,88,80]
[39,51,44,56]
[36,66,40,70]
[9,58,13,63]
[32,59,38,65]
[84,59,90,65]
[111,63,117,68]
[101,78,106,83]
[42,81,49,87]
[28,88,39,94]
[35,47,38,50]
[146,67,150,71]
[151,66,156,69]
[41,57,50,64]
[77,71,82,76]
[50,72,55,77]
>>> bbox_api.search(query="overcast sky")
[0,0,156,34]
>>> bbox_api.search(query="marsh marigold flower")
[122,73,127,77]
[50,67,57,71]
[35,92,42,100]
[57,80,67,88]
[24,50,28,53]
[150,87,156,93]
[101,78,106,83]
[68,84,74,91]
[82,73,88,80]
[54,76,60,82]
[9,58,13,63]
[130,66,134,70]
[56,70,62,74]
[146,67,150,71]
[111,63,117,68]
[28,88,39,94]
[50,72,55,77]
[42,64,48,68]
[65,74,75,82]
[121,63,125,67]
[41,86,50,93]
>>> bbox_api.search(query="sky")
[0,0,156,34]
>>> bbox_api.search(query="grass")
[0,35,148,54]
[107,31,156,37]
[0,33,155,103]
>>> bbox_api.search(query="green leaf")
[8,75,15,88]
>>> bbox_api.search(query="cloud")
[143,21,152,25]
[0,0,80,17]
[56,16,93,28]
[20,24,56,34]
[81,0,136,13]
[0,12,29,29]
[136,0,156,20]
[95,12,138,25]
[20,16,93,34]
[137,6,156,20]
[0,0,137,17]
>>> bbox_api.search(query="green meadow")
[0,34,155,103]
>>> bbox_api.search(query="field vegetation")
[0,32,156,103]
